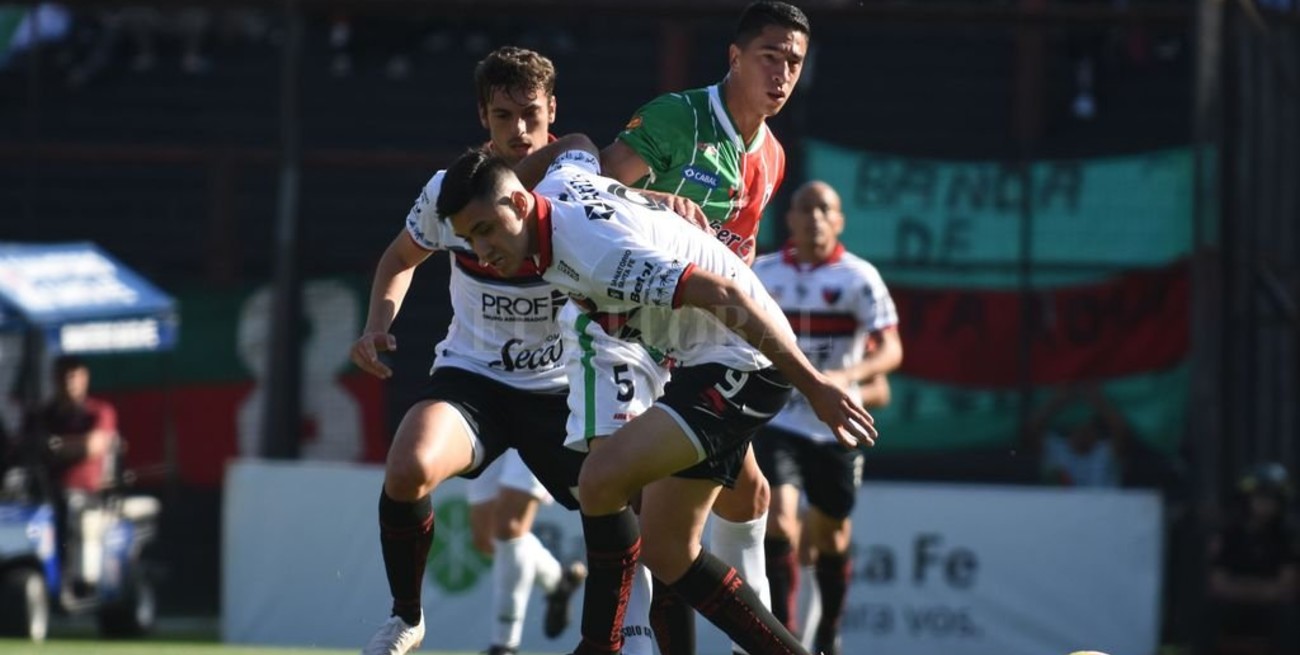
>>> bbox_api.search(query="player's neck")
[721,78,767,145]
[794,242,835,266]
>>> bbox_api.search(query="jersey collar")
[710,81,767,154]
[781,240,845,270]
[532,191,554,272]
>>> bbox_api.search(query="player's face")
[729,26,807,117]
[479,86,556,165]
[786,183,843,255]
[449,190,531,276]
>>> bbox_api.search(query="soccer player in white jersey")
[436,135,877,655]
[350,48,591,655]
[751,181,903,655]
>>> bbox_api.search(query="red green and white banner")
[806,141,1194,454]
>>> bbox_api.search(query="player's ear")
[478,103,489,130]
[728,44,741,71]
[548,95,557,125]
[508,188,531,219]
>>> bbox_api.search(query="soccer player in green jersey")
[600,3,810,654]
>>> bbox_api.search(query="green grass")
[0,642,498,655]
[0,640,572,655]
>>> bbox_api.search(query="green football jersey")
[616,83,786,261]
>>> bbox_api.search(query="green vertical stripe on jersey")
[575,313,598,440]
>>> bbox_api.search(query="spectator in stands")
[22,355,119,594]
[1023,382,1129,488]
[1201,462,1299,655]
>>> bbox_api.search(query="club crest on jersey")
[682,166,720,190]
[696,142,719,158]
[822,287,843,305]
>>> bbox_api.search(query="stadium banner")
[803,142,1194,455]
[805,141,1194,272]
[223,460,1162,655]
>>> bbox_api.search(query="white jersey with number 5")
[532,150,793,371]
[404,171,567,391]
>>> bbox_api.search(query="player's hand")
[804,377,877,448]
[642,190,713,235]
[350,331,397,379]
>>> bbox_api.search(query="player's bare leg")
[572,408,809,655]
[764,482,803,634]
[805,508,852,655]
[469,497,497,557]
[364,400,478,655]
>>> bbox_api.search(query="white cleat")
[361,611,425,655]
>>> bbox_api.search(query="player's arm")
[676,269,876,448]
[351,231,431,379]
[826,327,903,389]
[858,374,892,409]
[513,133,601,189]
[600,140,652,186]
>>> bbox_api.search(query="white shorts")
[465,449,553,505]
[559,302,671,451]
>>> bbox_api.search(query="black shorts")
[656,364,792,488]
[416,366,583,509]
[754,425,864,520]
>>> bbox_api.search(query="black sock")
[575,508,641,655]
[378,490,433,626]
[813,554,851,649]
[670,550,808,655]
[764,537,798,633]
[650,575,696,655]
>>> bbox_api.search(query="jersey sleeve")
[546,148,602,178]
[855,261,899,333]
[616,93,697,180]
[403,172,453,251]
[556,218,694,310]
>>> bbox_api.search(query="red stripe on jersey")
[671,263,697,309]
[533,192,554,272]
[718,127,785,258]
[785,311,858,337]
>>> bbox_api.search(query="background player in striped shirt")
[752,181,903,655]
[599,3,810,653]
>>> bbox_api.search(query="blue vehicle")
[0,449,159,641]
[0,242,177,642]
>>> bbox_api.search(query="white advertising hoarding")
[222,460,1161,655]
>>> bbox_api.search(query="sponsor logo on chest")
[682,165,720,190]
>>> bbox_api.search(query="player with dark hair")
[352,47,593,655]
[437,135,876,655]
[599,3,812,652]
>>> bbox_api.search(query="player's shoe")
[544,561,588,638]
[361,611,424,655]
[814,635,842,655]
[482,646,517,655]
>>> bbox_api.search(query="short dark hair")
[53,355,87,378]
[734,1,810,46]
[436,148,516,221]
[474,46,557,109]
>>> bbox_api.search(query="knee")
[577,453,632,514]
[384,450,437,501]
[769,512,799,543]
